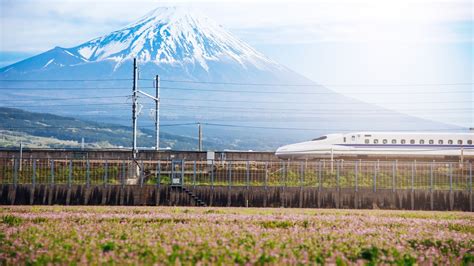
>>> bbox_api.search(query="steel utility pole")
[132,58,138,159]
[198,122,203,151]
[19,140,23,171]
[155,75,160,151]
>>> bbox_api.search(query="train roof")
[346,132,473,136]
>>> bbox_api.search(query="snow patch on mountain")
[68,7,280,72]
[43,59,54,68]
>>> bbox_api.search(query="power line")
[0,126,127,130]
[0,78,132,82]
[0,123,202,130]
[158,122,199,127]
[156,86,471,95]
[32,111,464,121]
[2,78,472,87]
[0,87,132,91]
[0,94,469,105]
[153,103,471,112]
[0,95,130,102]
[159,97,473,105]
[2,108,465,118]
[1,123,468,132]
[0,103,129,108]
[0,94,470,106]
[154,107,469,115]
[2,102,469,112]
[0,85,471,94]
[199,122,469,132]
[143,78,474,87]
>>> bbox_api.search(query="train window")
[374,139,379,144]
[438,140,443,144]
[383,139,388,144]
[391,139,397,144]
[351,136,355,141]
[429,140,434,144]
[420,140,425,144]
[468,140,473,145]
[448,140,453,145]
[312,136,327,141]
[343,137,346,143]
[410,139,415,144]
[365,139,369,144]
[457,140,462,145]
[401,139,406,144]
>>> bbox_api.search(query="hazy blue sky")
[0,0,472,127]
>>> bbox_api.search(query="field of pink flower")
[0,206,473,265]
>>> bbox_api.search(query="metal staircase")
[180,186,206,207]
[170,160,206,207]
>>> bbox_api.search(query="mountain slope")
[0,6,290,82]
[0,107,217,149]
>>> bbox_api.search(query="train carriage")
[275,132,474,160]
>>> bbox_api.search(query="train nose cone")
[275,145,291,158]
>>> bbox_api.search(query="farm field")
[0,206,473,265]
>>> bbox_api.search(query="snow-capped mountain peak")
[70,6,277,71]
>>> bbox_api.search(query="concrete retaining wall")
[0,184,471,211]
[0,149,277,161]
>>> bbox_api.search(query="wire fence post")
[140,160,144,187]
[32,159,36,186]
[355,161,358,192]
[193,160,197,188]
[121,160,126,188]
[430,161,434,192]
[211,160,215,188]
[246,160,250,190]
[50,159,55,185]
[264,162,268,190]
[13,157,18,188]
[449,163,452,192]
[300,161,304,188]
[469,162,472,193]
[86,159,90,187]
[181,159,185,187]
[68,159,72,188]
[373,161,377,192]
[103,160,108,186]
[156,160,161,188]
[392,161,396,192]
[228,161,232,188]
[318,160,322,191]
[336,160,340,191]
[411,161,415,192]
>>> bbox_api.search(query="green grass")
[0,206,472,265]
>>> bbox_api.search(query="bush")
[1,215,22,226]
[101,241,115,252]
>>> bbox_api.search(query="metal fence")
[0,157,472,191]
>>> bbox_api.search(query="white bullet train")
[275,132,474,160]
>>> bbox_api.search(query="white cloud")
[0,0,471,51]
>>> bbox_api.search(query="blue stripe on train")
[337,144,474,149]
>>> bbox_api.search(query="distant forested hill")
[0,107,212,149]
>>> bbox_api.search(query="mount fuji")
[0,7,454,150]
[1,7,299,83]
